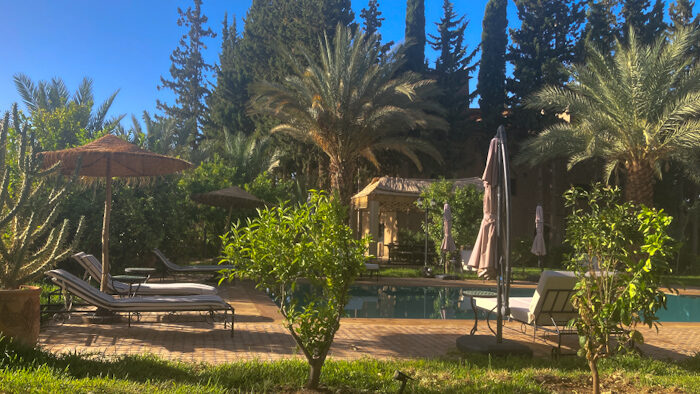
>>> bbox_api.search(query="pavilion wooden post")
[100,155,111,292]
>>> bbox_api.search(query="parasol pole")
[494,125,512,344]
[100,154,111,293]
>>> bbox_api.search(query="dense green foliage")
[670,0,699,29]
[518,28,700,206]
[564,184,677,393]
[583,0,620,54]
[416,180,483,257]
[157,0,216,152]
[621,0,666,45]
[1,336,699,393]
[507,0,585,125]
[221,191,368,389]
[477,0,508,129]
[0,106,83,289]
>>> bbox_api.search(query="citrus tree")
[564,184,677,394]
[220,190,368,389]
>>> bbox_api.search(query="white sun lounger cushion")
[473,270,579,326]
[75,254,217,295]
[528,270,578,325]
[473,297,531,322]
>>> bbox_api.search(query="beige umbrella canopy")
[40,134,191,292]
[467,137,499,279]
[191,186,264,210]
[441,203,457,274]
[531,205,546,268]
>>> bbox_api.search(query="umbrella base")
[456,334,533,357]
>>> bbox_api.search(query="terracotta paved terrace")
[39,278,700,363]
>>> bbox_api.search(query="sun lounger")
[45,269,234,336]
[472,270,579,356]
[73,253,218,296]
[153,248,234,274]
[364,262,380,280]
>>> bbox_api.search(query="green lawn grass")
[2,337,698,393]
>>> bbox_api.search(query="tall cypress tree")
[404,0,426,73]
[583,0,620,54]
[157,0,216,151]
[428,0,477,132]
[240,0,354,83]
[507,0,585,125]
[621,0,667,44]
[205,14,252,141]
[477,0,507,129]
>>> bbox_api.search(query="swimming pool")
[287,284,699,322]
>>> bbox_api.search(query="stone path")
[39,279,700,363]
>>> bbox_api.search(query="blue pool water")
[286,285,699,322]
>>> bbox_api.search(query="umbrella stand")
[100,155,111,293]
[455,125,532,357]
[494,125,511,343]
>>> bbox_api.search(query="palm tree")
[13,74,123,145]
[250,24,447,202]
[517,28,700,206]
[200,129,280,183]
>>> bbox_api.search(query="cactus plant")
[0,105,84,290]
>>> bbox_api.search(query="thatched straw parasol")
[191,186,264,210]
[40,135,191,292]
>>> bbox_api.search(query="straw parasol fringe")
[40,135,191,177]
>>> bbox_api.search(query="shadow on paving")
[41,322,299,355]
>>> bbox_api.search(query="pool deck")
[39,277,700,364]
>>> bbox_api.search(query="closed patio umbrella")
[531,205,546,269]
[467,137,499,279]
[441,203,457,273]
[39,135,191,292]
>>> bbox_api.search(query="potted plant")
[0,105,83,346]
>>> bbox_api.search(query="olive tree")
[564,184,677,394]
[220,190,367,389]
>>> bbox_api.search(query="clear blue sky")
[0,1,693,125]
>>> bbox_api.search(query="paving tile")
[38,280,700,364]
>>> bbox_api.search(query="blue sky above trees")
[0,1,694,123]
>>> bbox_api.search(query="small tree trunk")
[306,358,325,389]
[588,358,600,394]
[625,161,655,206]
